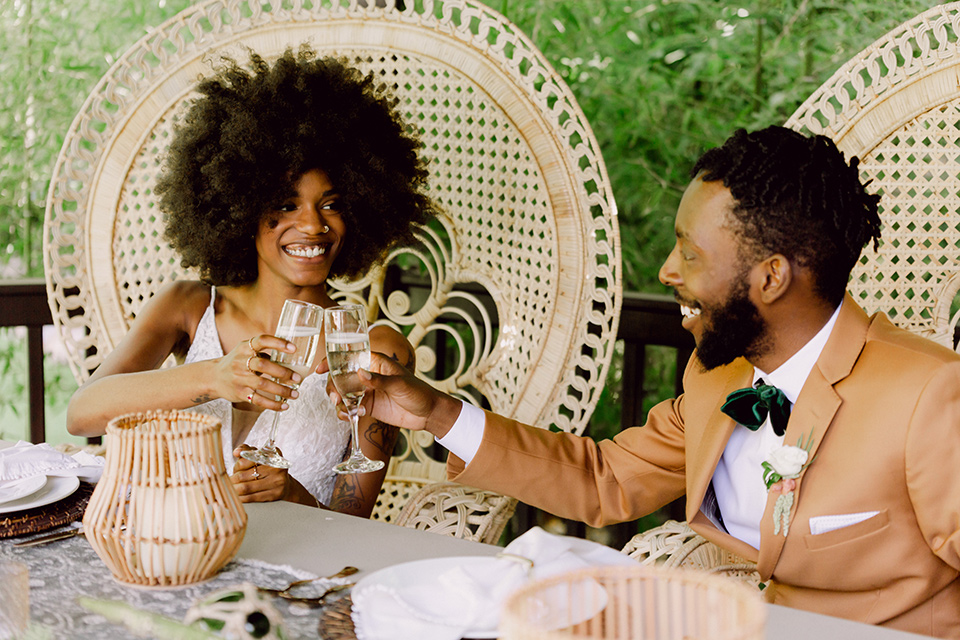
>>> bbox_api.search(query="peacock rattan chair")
[622,520,760,587]
[625,0,960,573]
[43,0,620,546]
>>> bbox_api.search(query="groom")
[324,127,960,638]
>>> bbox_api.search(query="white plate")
[0,475,80,514]
[0,475,47,505]
[351,556,607,639]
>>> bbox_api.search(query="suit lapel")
[755,294,871,579]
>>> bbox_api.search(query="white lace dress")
[184,287,350,505]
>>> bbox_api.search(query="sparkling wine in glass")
[241,299,323,469]
[325,304,384,474]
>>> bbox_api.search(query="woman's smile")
[284,242,330,259]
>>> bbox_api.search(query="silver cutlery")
[13,525,83,548]
[277,582,355,606]
[257,565,358,605]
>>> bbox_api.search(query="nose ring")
[321,225,330,233]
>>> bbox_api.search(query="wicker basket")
[83,410,247,587]
[499,565,766,640]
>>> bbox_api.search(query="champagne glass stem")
[347,404,364,463]
[241,394,292,468]
[262,401,282,452]
[333,396,384,474]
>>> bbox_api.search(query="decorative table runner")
[1,533,346,639]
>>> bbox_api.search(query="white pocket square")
[809,511,880,535]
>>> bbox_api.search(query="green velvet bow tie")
[720,381,791,436]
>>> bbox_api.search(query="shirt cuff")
[435,401,485,464]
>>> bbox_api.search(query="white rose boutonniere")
[761,430,816,536]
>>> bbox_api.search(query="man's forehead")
[676,178,737,235]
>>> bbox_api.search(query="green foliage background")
[0,0,947,444]
[0,0,945,287]
[497,0,943,292]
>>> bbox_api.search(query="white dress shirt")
[437,303,842,549]
[711,304,841,548]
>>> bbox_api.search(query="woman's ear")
[756,253,792,304]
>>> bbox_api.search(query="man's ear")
[756,254,792,304]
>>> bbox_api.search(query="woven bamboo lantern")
[499,565,766,640]
[83,410,247,587]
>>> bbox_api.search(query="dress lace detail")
[184,287,350,505]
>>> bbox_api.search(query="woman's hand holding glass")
[230,445,322,506]
[242,299,325,468]
[230,444,291,501]
[218,335,301,410]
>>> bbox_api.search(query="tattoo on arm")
[191,394,215,405]
[329,475,364,513]
[365,421,400,456]
[384,341,415,371]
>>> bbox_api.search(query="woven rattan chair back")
[43,0,620,545]
[785,2,960,349]
[626,2,960,572]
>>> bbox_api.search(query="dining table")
[0,498,934,640]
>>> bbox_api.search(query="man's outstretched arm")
[319,351,462,437]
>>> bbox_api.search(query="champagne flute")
[324,304,385,474]
[241,299,323,469]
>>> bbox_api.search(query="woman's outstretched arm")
[65,281,297,436]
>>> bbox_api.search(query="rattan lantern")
[499,565,766,640]
[83,410,247,587]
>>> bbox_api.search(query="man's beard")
[695,278,770,371]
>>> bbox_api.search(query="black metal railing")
[1,278,694,438]
[0,278,50,444]
[1,278,693,547]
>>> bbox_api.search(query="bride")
[66,48,435,518]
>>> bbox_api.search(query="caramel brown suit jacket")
[448,295,960,637]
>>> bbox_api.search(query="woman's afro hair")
[157,47,437,285]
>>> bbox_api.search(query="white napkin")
[0,441,104,485]
[351,526,637,640]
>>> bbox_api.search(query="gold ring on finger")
[253,465,260,480]
[245,355,256,373]
[247,337,256,353]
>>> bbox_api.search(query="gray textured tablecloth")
[0,529,340,639]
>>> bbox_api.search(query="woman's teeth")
[680,305,701,320]
[286,246,326,258]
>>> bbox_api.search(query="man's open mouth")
[679,304,701,320]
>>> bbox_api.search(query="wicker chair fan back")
[785,1,960,349]
[43,0,621,439]
[626,2,960,573]
[44,0,619,544]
